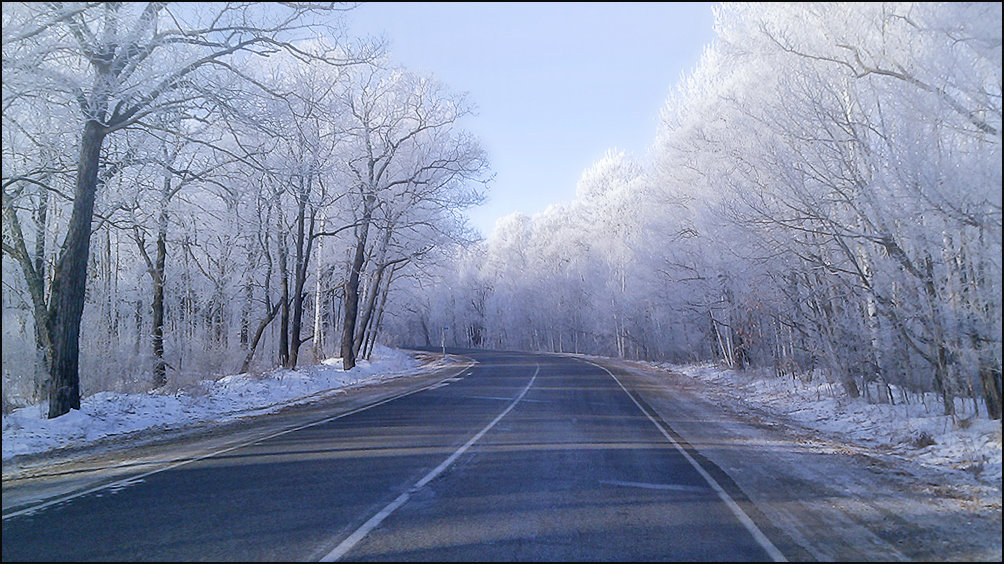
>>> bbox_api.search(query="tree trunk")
[150,222,167,388]
[313,217,325,362]
[980,365,1002,420]
[277,227,290,368]
[341,208,372,371]
[240,276,252,350]
[1,187,54,401]
[29,167,53,402]
[363,263,398,360]
[286,202,306,369]
[149,174,170,388]
[240,303,282,374]
[923,254,955,416]
[331,287,342,345]
[354,227,392,356]
[354,266,385,358]
[932,343,955,416]
[286,193,315,369]
[47,119,105,418]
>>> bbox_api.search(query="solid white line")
[2,361,475,521]
[319,363,540,562]
[580,358,788,563]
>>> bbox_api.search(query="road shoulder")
[2,354,474,515]
[583,355,1002,562]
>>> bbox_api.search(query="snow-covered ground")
[656,361,1002,489]
[2,345,424,461]
[3,349,1002,495]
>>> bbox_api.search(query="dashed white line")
[2,362,475,521]
[319,363,540,562]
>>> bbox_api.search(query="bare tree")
[335,63,489,369]
[2,2,360,417]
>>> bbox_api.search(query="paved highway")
[2,350,787,561]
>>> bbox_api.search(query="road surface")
[2,350,789,561]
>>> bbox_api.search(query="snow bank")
[2,345,421,460]
[662,361,1003,487]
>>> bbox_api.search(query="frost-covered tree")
[2,2,360,417]
[384,2,1001,421]
[334,62,489,370]
[655,2,1001,416]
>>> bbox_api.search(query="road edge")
[571,353,1002,562]
[2,354,476,517]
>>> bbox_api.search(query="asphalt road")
[2,350,788,561]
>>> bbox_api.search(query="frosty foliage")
[2,2,1000,422]
[1,3,488,414]
[379,2,1002,420]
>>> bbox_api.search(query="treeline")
[2,3,489,417]
[384,3,1002,419]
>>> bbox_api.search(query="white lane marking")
[581,358,788,563]
[600,479,709,493]
[320,363,540,562]
[2,362,476,521]
[460,395,552,404]
[427,374,466,390]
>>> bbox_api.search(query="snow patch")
[660,361,1002,487]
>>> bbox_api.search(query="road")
[2,350,789,561]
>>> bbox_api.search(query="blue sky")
[345,2,718,236]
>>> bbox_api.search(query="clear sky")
[344,2,719,237]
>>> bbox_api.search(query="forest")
[2,3,1001,422]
